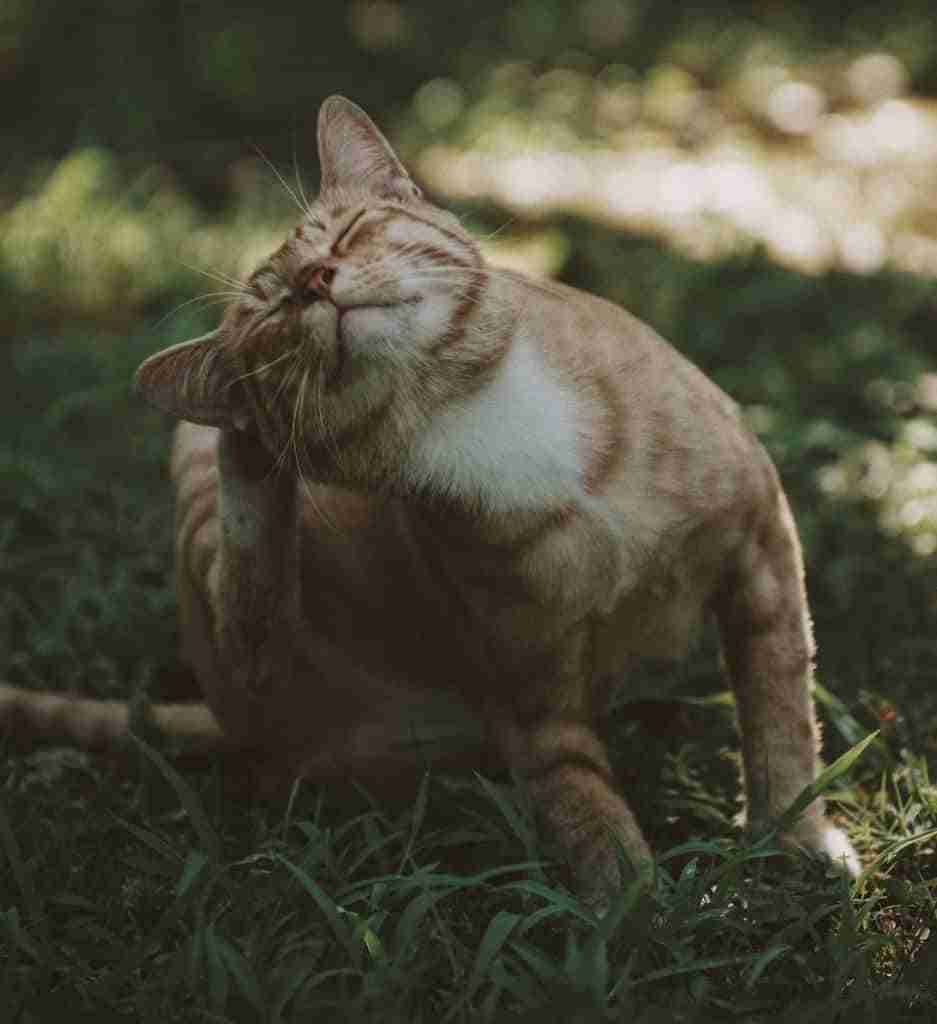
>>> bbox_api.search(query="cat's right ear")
[317,95,421,199]
[135,331,246,429]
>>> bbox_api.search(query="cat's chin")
[338,305,408,364]
[340,304,394,335]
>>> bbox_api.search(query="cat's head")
[135,96,488,458]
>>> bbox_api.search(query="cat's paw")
[574,839,656,919]
[781,821,861,878]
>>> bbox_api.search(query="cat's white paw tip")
[816,825,861,878]
[780,822,861,878]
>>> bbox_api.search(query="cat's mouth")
[326,304,384,389]
[326,296,420,388]
[329,305,387,389]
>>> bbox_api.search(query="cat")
[0,95,859,909]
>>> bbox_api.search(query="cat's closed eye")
[333,209,369,250]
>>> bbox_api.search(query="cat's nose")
[303,265,336,300]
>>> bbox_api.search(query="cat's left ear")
[317,95,422,201]
[135,331,248,429]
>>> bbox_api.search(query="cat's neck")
[403,323,584,517]
[284,270,586,520]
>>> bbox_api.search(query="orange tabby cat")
[0,96,859,908]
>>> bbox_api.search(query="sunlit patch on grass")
[416,49,937,280]
[818,377,937,557]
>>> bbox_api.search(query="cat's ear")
[135,331,247,429]
[317,95,422,200]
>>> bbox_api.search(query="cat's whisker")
[361,259,503,296]
[406,262,564,302]
[272,357,301,407]
[271,368,300,476]
[384,255,553,292]
[480,265,575,302]
[357,264,499,307]
[152,292,243,329]
[178,260,248,294]
[475,218,517,242]
[286,361,310,468]
[290,365,340,532]
[292,136,314,218]
[228,348,299,388]
[286,375,302,466]
[272,357,305,476]
[312,360,340,464]
[252,143,308,217]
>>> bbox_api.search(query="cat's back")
[502,270,774,512]
[492,273,782,664]
[504,271,741,430]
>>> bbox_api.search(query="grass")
[1,226,936,1020]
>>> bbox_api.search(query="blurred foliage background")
[2,0,937,770]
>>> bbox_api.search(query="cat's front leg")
[213,428,301,741]
[715,488,860,876]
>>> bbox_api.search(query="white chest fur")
[405,333,583,513]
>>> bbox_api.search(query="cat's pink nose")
[304,265,335,299]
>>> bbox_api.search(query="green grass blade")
[445,909,521,1020]
[216,933,267,1013]
[0,795,50,970]
[0,907,40,962]
[503,880,597,926]
[0,797,44,930]
[108,813,182,865]
[398,769,431,872]
[203,921,231,1012]
[876,826,937,864]
[777,730,879,831]
[508,937,559,984]
[341,827,404,879]
[474,775,537,857]
[175,849,210,901]
[813,683,874,749]
[339,907,386,962]
[394,888,452,953]
[129,732,220,860]
[746,944,793,988]
[857,826,937,885]
[486,955,544,1009]
[277,854,362,969]
[625,954,759,989]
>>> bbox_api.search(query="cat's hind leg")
[487,670,654,913]
[714,488,860,875]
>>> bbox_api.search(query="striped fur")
[2,96,858,910]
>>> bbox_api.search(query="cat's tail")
[0,682,493,795]
[0,683,236,756]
